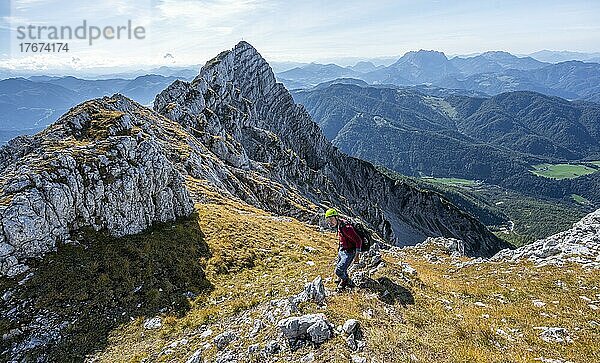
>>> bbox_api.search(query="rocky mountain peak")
[383,49,458,83]
[198,41,276,92]
[397,49,449,64]
[156,40,333,171]
[154,42,507,256]
[0,42,510,279]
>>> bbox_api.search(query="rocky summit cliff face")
[154,41,507,256]
[0,42,507,279]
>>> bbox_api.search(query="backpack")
[341,220,372,252]
[352,222,372,252]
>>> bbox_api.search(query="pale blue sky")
[1,0,599,71]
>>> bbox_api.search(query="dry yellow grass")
[375,247,600,363]
[90,200,600,363]
[91,200,338,362]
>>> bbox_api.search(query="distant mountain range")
[451,51,547,75]
[528,50,600,64]
[2,49,600,147]
[276,50,600,102]
[0,65,199,80]
[438,60,600,102]
[277,63,362,89]
[0,74,186,143]
[292,82,600,204]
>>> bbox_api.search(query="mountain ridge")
[292,82,600,211]
[154,41,506,254]
[0,75,187,144]
[276,50,600,102]
[0,41,508,280]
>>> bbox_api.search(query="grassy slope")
[91,199,339,362]
[572,194,590,205]
[89,200,600,363]
[421,177,479,187]
[390,244,600,363]
[530,163,598,180]
[0,215,211,362]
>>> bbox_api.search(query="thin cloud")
[156,0,268,21]
[1,0,599,69]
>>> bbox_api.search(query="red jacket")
[337,220,363,251]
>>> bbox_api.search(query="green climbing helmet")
[324,208,339,218]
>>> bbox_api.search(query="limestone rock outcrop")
[492,208,600,268]
[0,96,195,276]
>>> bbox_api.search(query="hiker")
[325,208,362,289]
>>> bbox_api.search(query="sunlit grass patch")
[421,177,479,187]
[383,250,600,363]
[91,200,339,362]
[530,163,597,179]
[89,201,599,363]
